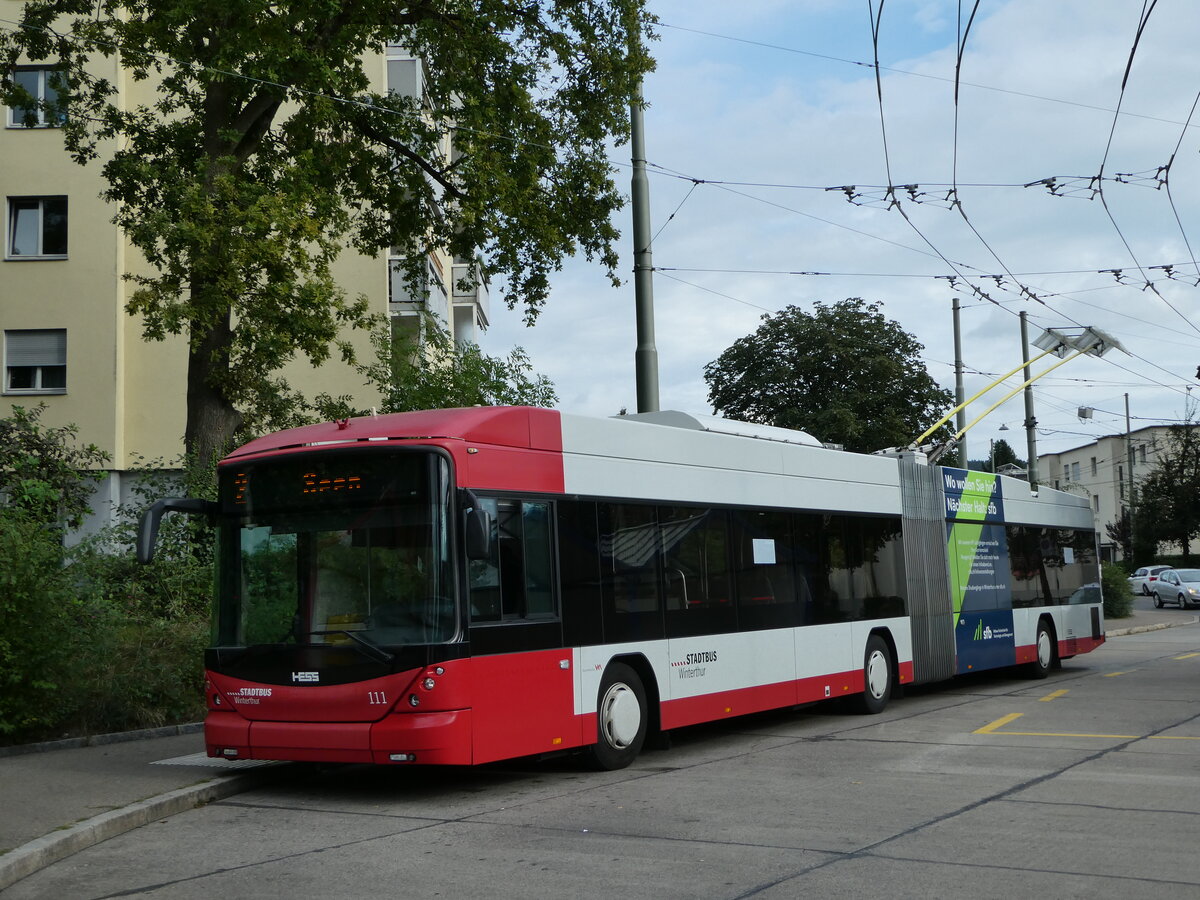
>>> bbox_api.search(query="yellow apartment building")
[2,21,488,534]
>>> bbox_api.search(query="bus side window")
[659,505,731,610]
[599,503,661,615]
[468,499,501,621]
[469,498,556,622]
[731,509,801,632]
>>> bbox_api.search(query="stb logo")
[972,621,993,641]
[292,671,319,683]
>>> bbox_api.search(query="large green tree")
[1132,422,1200,563]
[1,1,653,470]
[703,298,954,453]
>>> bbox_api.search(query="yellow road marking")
[1102,671,1128,677]
[997,729,1139,738]
[1174,652,1200,660]
[1039,689,1069,702]
[974,713,1024,734]
[974,712,1200,741]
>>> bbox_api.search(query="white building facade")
[1037,425,1173,562]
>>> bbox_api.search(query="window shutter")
[6,329,66,365]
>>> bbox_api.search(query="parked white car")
[1150,568,1200,609]
[1129,565,1172,596]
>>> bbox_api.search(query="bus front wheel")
[855,635,893,714]
[587,662,647,770]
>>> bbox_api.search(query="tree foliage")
[0,404,108,528]
[1133,422,1200,563]
[1105,508,1133,564]
[703,298,954,453]
[317,317,557,417]
[1,0,654,470]
[968,438,1024,472]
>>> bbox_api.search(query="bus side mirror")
[461,490,492,561]
[137,498,218,564]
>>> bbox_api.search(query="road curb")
[0,723,204,759]
[0,773,262,893]
[1107,616,1199,637]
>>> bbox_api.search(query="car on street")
[1150,568,1200,609]
[1129,564,1172,595]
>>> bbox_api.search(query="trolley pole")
[630,77,659,413]
[1020,312,1039,485]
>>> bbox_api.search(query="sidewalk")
[0,727,277,891]
[1105,603,1199,636]
[1,605,1196,891]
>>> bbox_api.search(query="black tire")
[1179,593,1190,610]
[1142,584,1152,596]
[1028,619,1054,679]
[586,662,647,770]
[1154,593,1164,609]
[855,634,892,714]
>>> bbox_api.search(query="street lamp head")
[1034,326,1127,358]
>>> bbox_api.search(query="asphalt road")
[10,624,1200,900]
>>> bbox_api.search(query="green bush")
[0,518,211,743]
[0,516,81,736]
[0,422,213,743]
[1101,562,1134,619]
[61,543,210,737]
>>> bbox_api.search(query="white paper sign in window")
[752,538,776,565]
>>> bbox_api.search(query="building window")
[1071,461,1081,481]
[6,66,64,128]
[1092,495,1100,513]
[4,329,66,394]
[1139,445,1147,463]
[1090,456,1097,476]
[1063,464,1070,482]
[7,197,67,257]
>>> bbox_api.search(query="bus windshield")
[215,450,457,650]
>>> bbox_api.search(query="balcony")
[451,258,490,344]
[389,256,449,325]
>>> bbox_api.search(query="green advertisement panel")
[942,468,1016,673]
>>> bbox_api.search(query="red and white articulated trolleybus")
[138,406,1104,770]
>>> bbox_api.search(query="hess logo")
[291,671,320,683]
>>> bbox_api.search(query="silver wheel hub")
[600,683,641,749]
[1038,631,1052,668]
[865,650,889,699]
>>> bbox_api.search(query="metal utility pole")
[630,78,659,413]
[952,297,966,465]
[1020,312,1039,485]
[1126,393,1136,553]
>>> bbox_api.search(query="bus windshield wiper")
[308,630,395,665]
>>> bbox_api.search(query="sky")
[480,0,1200,463]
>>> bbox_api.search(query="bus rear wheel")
[587,663,647,770]
[1027,619,1054,679]
[855,635,892,714]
